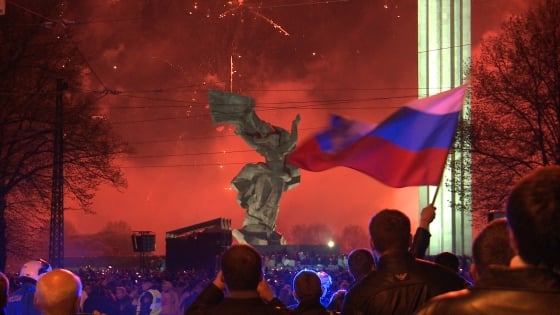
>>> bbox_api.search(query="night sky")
[57,0,529,253]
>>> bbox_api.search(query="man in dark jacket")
[184,244,289,315]
[327,248,374,313]
[341,209,467,315]
[330,205,436,314]
[290,270,331,315]
[469,218,514,283]
[416,166,560,314]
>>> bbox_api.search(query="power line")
[259,0,350,9]
[73,86,427,96]
[128,125,326,146]
[130,133,239,145]
[69,86,422,94]
[65,33,110,91]
[5,0,471,88]
[110,93,416,107]
[6,1,111,91]
[121,161,253,169]
[60,17,143,25]
[108,101,402,124]
[7,0,54,22]
[129,149,254,159]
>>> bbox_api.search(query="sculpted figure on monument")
[208,90,300,245]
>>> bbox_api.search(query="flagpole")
[430,183,441,206]
[430,83,469,206]
[430,141,453,206]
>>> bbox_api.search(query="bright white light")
[327,240,335,248]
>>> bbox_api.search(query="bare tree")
[0,1,128,271]
[288,223,334,245]
[65,220,135,257]
[336,225,369,254]
[469,0,560,214]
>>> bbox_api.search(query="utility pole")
[49,79,66,268]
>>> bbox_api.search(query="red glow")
[58,0,528,255]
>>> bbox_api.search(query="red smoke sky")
[62,0,529,254]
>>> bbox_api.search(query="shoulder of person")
[414,258,454,273]
[416,288,477,315]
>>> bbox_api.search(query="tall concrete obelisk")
[418,0,472,256]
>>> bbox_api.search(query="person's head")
[471,218,514,281]
[434,252,460,273]
[506,166,560,269]
[337,279,350,290]
[292,270,322,303]
[220,244,263,291]
[278,284,292,299]
[316,271,332,301]
[0,272,9,308]
[115,286,128,300]
[141,279,154,291]
[19,259,52,283]
[161,280,173,292]
[347,248,374,280]
[83,283,92,295]
[139,290,161,315]
[369,209,411,254]
[34,269,82,315]
[89,284,106,297]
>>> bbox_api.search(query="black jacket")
[415,266,560,315]
[184,283,289,315]
[410,227,431,259]
[291,300,332,315]
[341,251,467,315]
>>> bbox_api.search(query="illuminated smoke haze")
[60,0,527,253]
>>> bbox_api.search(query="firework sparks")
[219,0,290,36]
[249,10,289,36]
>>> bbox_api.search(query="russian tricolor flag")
[286,85,467,188]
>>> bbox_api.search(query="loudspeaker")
[132,234,156,252]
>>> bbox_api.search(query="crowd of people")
[1,166,559,314]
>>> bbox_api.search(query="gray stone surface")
[208,90,300,245]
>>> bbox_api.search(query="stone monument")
[208,89,300,245]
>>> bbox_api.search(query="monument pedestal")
[232,229,286,246]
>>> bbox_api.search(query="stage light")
[327,240,335,248]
